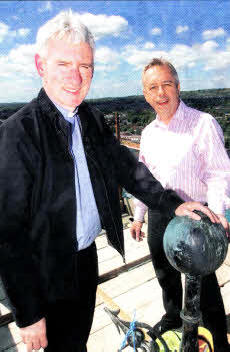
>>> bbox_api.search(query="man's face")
[142,65,180,121]
[35,37,94,111]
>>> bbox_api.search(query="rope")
[119,310,137,351]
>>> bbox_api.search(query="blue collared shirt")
[53,102,101,251]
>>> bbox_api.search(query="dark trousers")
[44,242,98,352]
[148,209,229,349]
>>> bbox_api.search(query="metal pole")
[115,112,125,212]
[180,274,201,352]
[115,111,120,141]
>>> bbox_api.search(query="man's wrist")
[133,218,144,223]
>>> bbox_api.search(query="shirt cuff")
[208,202,225,216]
[134,207,146,222]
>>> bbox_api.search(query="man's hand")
[20,317,48,351]
[175,201,221,223]
[130,220,145,241]
[176,202,230,239]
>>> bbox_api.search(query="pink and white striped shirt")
[134,100,230,221]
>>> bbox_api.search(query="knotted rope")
[119,310,136,351]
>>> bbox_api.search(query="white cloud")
[0,22,15,42]
[144,42,155,49]
[201,40,219,52]
[204,51,230,71]
[226,37,230,50]
[150,27,162,36]
[0,44,36,79]
[0,22,31,42]
[121,38,228,74]
[0,22,9,41]
[211,74,229,88]
[123,44,138,52]
[169,44,197,69]
[95,46,119,64]
[0,43,39,102]
[202,28,226,40]
[176,25,189,34]
[89,76,141,99]
[119,37,230,91]
[79,13,128,40]
[38,1,52,13]
[122,45,168,70]
[0,76,40,103]
[95,46,120,72]
[170,42,229,72]
[18,28,30,37]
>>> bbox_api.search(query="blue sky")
[0,0,230,102]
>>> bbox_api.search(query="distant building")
[105,114,114,119]
[120,134,141,143]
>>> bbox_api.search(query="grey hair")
[36,9,95,57]
[143,58,180,86]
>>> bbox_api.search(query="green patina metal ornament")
[163,211,229,352]
[104,211,228,351]
[163,211,228,276]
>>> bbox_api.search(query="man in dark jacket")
[0,10,224,352]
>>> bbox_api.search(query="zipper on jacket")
[86,152,126,263]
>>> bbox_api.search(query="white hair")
[36,9,95,57]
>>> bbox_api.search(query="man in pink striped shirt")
[130,58,230,351]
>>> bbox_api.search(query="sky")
[0,0,230,102]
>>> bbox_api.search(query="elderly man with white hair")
[0,11,227,352]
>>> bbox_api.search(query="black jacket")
[0,89,182,327]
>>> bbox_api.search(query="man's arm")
[101,122,182,217]
[197,115,230,235]
[0,121,45,328]
[131,202,228,241]
[133,135,149,223]
[199,116,230,215]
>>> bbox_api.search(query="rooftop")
[0,209,229,351]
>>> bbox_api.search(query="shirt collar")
[51,100,78,124]
[155,99,185,128]
[173,100,185,121]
